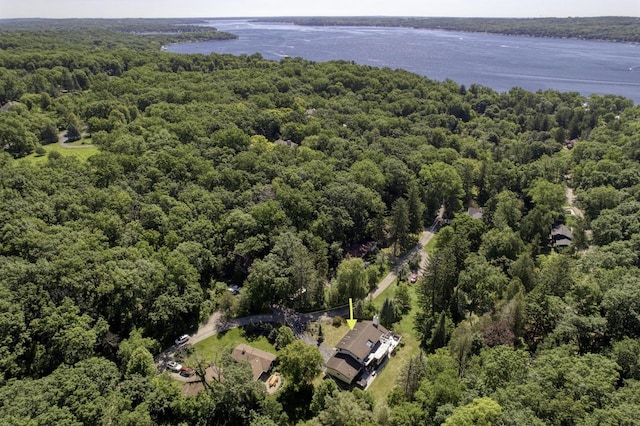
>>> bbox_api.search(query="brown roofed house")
[325,352,364,384]
[335,320,389,363]
[325,319,400,386]
[232,344,277,381]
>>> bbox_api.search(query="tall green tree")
[391,197,410,255]
[66,113,82,142]
[407,180,425,233]
[126,346,156,378]
[443,397,502,426]
[420,161,465,217]
[278,341,323,389]
[331,258,368,305]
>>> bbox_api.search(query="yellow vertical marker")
[347,298,357,330]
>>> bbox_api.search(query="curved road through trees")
[157,229,436,364]
[189,229,436,345]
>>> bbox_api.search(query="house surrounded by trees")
[325,317,401,387]
[550,223,573,248]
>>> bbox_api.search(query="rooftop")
[325,352,363,383]
[231,344,277,381]
[551,223,573,239]
[467,207,483,220]
[336,320,389,361]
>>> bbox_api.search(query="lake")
[167,19,640,103]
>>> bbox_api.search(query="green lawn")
[189,327,277,365]
[372,278,399,308]
[308,320,349,348]
[368,284,421,401]
[425,233,439,255]
[17,142,99,165]
[64,137,94,147]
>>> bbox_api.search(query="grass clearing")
[308,320,350,348]
[425,233,439,255]
[64,137,94,147]
[189,327,277,365]
[368,284,421,401]
[17,142,98,165]
[372,278,399,308]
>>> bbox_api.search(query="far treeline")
[2,18,640,426]
[261,16,640,43]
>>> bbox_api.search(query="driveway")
[565,184,584,219]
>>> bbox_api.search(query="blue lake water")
[167,20,640,103]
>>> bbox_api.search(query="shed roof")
[467,207,483,220]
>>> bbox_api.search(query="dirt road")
[565,185,584,219]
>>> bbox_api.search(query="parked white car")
[175,334,189,346]
[167,361,182,372]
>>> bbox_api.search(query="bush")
[332,316,344,327]
[48,150,61,160]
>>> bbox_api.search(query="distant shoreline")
[253,16,640,44]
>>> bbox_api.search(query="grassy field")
[307,320,350,348]
[64,137,94,146]
[17,141,98,165]
[189,327,277,365]
[367,282,421,401]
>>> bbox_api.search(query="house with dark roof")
[231,344,277,381]
[550,223,573,248]
[325,318,401,386]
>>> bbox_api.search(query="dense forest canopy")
[260,16,640,43]
[1,18,640,425]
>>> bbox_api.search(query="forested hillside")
[264,16,640,43]
[1,20,640,425]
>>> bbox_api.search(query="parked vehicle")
[180,367,195,377]
[167,361,182,372]
[175,334,189,346]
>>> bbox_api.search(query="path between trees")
[565,182,584,219]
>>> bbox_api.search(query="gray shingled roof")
[335,320,388,361]
[325,352,363,383]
